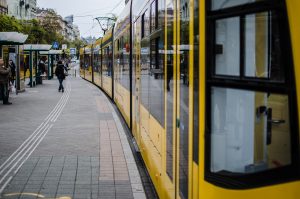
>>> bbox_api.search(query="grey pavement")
[0,75,146,199]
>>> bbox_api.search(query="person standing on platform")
[0,58,12,105]
[8,60,16,86]
[55,60,66,93]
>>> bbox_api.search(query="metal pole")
[51,55,54,79]
[48,54,50,80]
[35,51,38,85]
[29,51,32,87]
[16,45,20,95]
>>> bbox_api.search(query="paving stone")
[0,78,150,199]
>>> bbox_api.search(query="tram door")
[166,0,196,198]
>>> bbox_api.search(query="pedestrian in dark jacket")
[0,58,12,105]
[8,60,16,85]
[55,60,66,92]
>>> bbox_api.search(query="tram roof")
[0,32,28,45]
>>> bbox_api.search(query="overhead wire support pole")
[94,16,115,35]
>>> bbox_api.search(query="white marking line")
[44,91,65,121]
[53,87,71,122]
[51,87,71,122]
[0,124,50,185]
[14,124,53,174]
[0,121,45,171]
[47,84,70,122]
[0,87,69,175]
[0,176,12,194]
[0,122,49,177]
[0,125,52,195]
[0,82,71,194]
[0,86,69,174]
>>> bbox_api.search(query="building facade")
[7,0,36,20]
[0,0,8,15]
[37,8,80,42]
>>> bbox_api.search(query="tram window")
[211,87,291,173]
[244,12,284,81]
[215,17,240,76]
[211,0,262,10]
[149,37,165,126]
[142,10,150,38]
[166,0,174,181]
[141,38,150,110]
[150,0,158,33]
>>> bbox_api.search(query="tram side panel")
[113,2,132,128]
[101,29,114,98]
[132,0,167,197]
[93,39,102,88]
[84,45,93,82]
[79,48,85,78]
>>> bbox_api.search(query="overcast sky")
[37,0,125,38]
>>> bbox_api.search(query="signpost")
[70,48,76,55]
[62,44,67,50]
[52,41,59,49]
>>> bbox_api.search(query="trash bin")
[36,72,43,85]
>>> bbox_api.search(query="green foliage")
[0,14,72,45]
[0,15,23,32]
[0,14,86,54]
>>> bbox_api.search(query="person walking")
[0,58,12,105]
[55,60,66,93]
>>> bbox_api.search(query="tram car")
[80,0,300,198]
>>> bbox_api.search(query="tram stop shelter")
[40,50,62,80]
[0,32,28,93]
[23,44,52,87]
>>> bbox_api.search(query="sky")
[37,0,125,38]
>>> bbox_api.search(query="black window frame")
[142,13,146,38]
[205,0,300,189]
[150,0,158,33]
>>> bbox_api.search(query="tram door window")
[141,10,150,111]
[193,0,200,165]
[211,0,262,10]
[166,0,175,184]
[206,0,299,188]
[178,0,190,198]
[149,37,164,126]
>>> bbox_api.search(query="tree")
[0,15,23,32]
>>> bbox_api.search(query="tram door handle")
[266,108,286,145]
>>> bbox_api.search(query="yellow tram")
[80,0,300,198]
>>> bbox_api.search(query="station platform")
[0,76,149,199]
